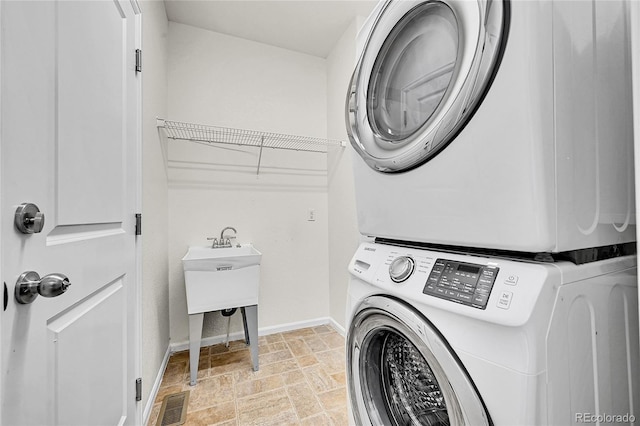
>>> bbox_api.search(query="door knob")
[14,271,71,304]
[14,203,45,234]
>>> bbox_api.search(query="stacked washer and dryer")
[345,0,639,425]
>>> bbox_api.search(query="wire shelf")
[157,119,346,153]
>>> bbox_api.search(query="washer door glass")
[368,3,457,142]
[347,296,491,426]
[373,331,451,424]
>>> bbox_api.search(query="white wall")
[167,22,331,343]
[140,0,170,412]
[326,20,361,329]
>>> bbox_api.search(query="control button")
[444,289,458,298]
[473,294,488,305]
[504,275,519,286]
[456,292,473,302]
[482,269,496,277]
[389,256,415,283]
[497,290,513,309]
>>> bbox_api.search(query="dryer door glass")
[347,0,507,172]
[368,3,458,141]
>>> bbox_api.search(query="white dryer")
[346,0,635,253]
[346,242,639,425]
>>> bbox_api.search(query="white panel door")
[0,1,141,425]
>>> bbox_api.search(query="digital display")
[457,264,480,274]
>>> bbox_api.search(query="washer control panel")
[423,258,499,309]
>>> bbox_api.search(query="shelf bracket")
[256,135,265,175]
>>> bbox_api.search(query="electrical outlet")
[308,209,316,221]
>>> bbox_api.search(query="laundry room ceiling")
[163,0,377,58]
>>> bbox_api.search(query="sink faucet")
[220,226,237,248]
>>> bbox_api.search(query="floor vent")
[158,390,190,426]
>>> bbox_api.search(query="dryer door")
[347,0,508,172]
[347,296,490,425]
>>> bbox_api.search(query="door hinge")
[135,213,142,236]
[135,378,142,401]
[135,49,142,73]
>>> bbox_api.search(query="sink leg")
[242,305,259,371]
[188,313,204,386]
[241,308,250,345]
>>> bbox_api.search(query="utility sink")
[182,244,262,272]
[182,244,262,315]
[182,243,262,385]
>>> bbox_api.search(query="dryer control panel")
[423,259,499,309]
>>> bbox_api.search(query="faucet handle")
[206,237,218,248]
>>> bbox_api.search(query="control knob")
[389,256,415,283]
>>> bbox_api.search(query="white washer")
[346,0,635,252]
[346,242,639,425]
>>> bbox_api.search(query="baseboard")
[142,345,171,426]
[329,317,345,336]
[169,316,334,353]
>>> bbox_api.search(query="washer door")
[346,0,508,172]
[347,296,490,425]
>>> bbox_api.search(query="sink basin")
[182,244,262,314]
[182,244,262,271]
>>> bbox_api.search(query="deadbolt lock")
[14,203,45,234]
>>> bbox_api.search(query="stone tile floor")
[147,325,348,426]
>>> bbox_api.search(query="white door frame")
[133,2,143,423]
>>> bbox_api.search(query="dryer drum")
[347,296,490,425]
